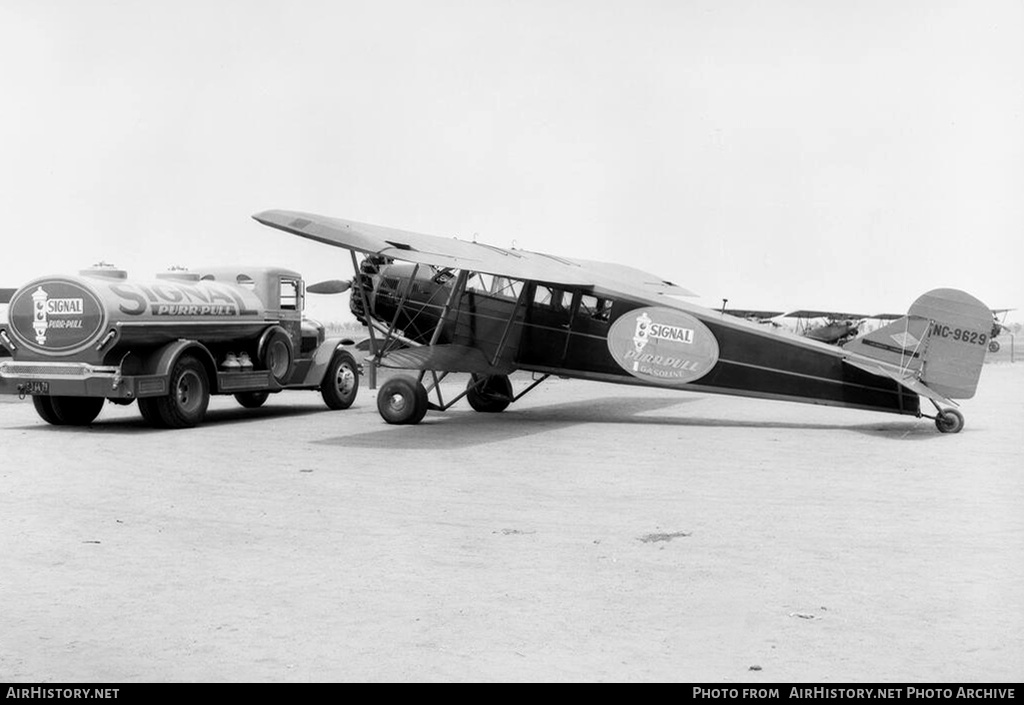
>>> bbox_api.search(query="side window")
[579,295,610,321]
[533,285,570,310]
[279,278,300,311]
[491,276,523,300]
[236,274,256,291]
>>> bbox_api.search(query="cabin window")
[533,285,571,310]
[491,276,523,300]
[279,278,300,310]
[465,272,494,294]
[579,294,611,321]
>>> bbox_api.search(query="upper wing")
[252,209,696,299]
[722,308,785,320]
[783,309,869,320]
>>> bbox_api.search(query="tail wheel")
[377,376,428,425]
[321,349,359,410]
[466,374,513,413]
[151,355,210,429]
[235,391,270,408]
[988,340,1000,353]
[935,408,965,434]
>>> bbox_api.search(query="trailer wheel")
[377,376,428,424]
[935,408,964,434]
[321,349,359,410]
[32,396,64,425]
[152,355,210,428]
[466,374,513,413]
[49,396,105,426]
[234,391,270,409]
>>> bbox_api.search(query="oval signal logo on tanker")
[8,279,106,355]
[606,306,719,385]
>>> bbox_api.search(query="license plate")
[24,381,50,395]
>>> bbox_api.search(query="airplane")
[987,308,1015,353]
[252,209,993,433]
[721,308,784,327]
[782,310,869,346]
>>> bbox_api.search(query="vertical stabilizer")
[845,288,990,400]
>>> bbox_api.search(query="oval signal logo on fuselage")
[8,279,106,355]
[606,306,719,385]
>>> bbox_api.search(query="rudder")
[909,288,991,399]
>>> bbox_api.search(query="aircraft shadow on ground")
[317,396,935,450]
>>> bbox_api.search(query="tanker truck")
[0,264,360,428]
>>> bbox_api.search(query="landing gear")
[934,408,965,434]
[32,396,104,426]
[377,376,428,425]
[321,349,359,410]
[466,374,513,413]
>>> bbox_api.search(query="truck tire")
[49,396,105,426]
[321,349,359,410]
[234,391,270,408]
[138,397,165,428]
[32,396,65,425]
[151,355,210,428]
[259,328,293,385]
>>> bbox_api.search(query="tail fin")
[844,288,990,400]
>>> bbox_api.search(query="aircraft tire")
[151,355,210,429]
[377,376,428,425]
[321,349,359,410]
[48,396,105,426]
[466,374,513,413]
[935,408,965,434]
[235,391,271,409]
[988,340,1000,353]
[32,396,65,425]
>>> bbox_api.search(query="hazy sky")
[2,0,1022,323]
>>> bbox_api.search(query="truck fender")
[147,340,219,394]
[299,337,360,387]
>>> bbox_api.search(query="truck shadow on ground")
[317,395,936,449]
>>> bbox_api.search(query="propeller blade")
[307,279,351,294]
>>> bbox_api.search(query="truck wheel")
[321,349,359,410]
[32,396,65,425]
[260,329,293,384]
[153,355,210,428]
[138,397,165,428]
[377,376,428,424]
[466,374,513,413]
[234,391,270,408]
[49,396,105,426]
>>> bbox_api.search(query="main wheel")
[935,408,965,434]
[150,356,210,429]
[49,396,105,426]
[32,396,64,425]
[466,374,513,413]
[234,391,270,408]
[377,376,428,425]
[321,349,359,410]
[988,340,1000,353]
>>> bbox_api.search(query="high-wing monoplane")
[253,210,993,433]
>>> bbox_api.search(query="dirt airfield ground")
[1,360,1022,683]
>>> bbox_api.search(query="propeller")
[307,279,352,294]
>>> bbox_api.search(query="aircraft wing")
[783,309,869,320]
[722,309,785,320]
[252,209,696,299]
